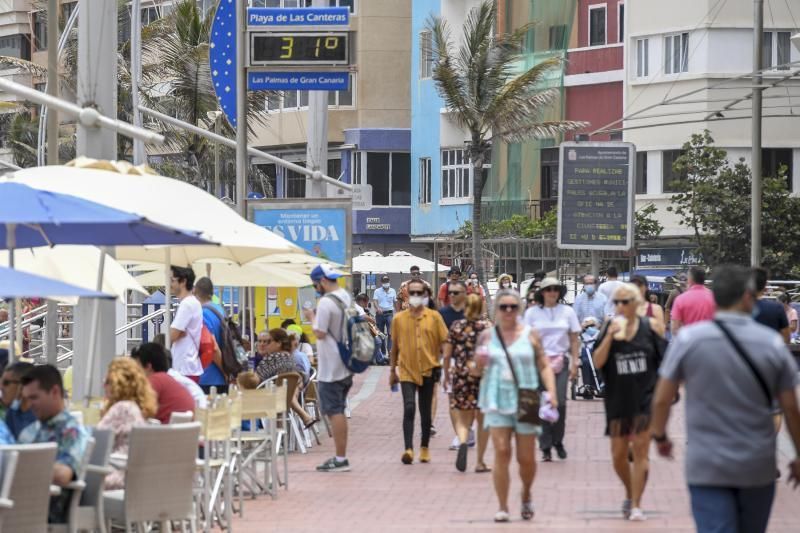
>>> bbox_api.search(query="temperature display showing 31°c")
[249,32,349,66]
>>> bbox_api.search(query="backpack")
[325,293,375,374]
[203,304,247,379]
[198,325,216,369]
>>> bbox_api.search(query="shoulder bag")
[714,320,772,407]
[495,326,541,425]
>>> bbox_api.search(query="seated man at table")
[2,361,36,439]
[131,342,197,424]
[18,364,89,523]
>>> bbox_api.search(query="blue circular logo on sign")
[210,0,238,127]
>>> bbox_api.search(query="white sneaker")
[467,429,476,447]
[629,508,646,521]
[449,436,459,451]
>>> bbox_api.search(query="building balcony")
[566,45,624,76]
[481,199,557,222]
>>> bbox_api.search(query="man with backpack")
[309,264,354,472]
[195,277,230,393]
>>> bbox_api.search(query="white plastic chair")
[103,423,201,532]
[0,442,58,533]
[0,448,19,531]
[169,411,195,424]
[239,387,281,500]
[49,436,96,533]
[195,397,233,533]
[263,372,309,455]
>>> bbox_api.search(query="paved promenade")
[232,367,799,532]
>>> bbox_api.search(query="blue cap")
[310,264,346,282]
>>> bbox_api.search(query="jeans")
[376,311,393,353]
[689,484,775,533]
[540,358,569,451]
[401,376,435,450]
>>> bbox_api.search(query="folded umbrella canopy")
[0,265,114,300]
[0,181,213,391]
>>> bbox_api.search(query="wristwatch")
[652,433,668,443]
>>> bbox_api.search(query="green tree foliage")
[634,203,664,242]
[667,130,800,276]
[428,1,584,281]
[457,211,557,240]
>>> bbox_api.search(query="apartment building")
[625,0,800,237]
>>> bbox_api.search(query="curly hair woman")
[97,357,158,489]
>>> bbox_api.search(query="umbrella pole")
[84,249,107,401]
[6,224,15,362]
[249,287,255,345]
[164,249,172,349]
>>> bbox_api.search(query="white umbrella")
[353,250,447,274]
[0,246,146,301]
[133,262,312,288]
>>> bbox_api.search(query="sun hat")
[539,277,563,290]
[310,263,346,282]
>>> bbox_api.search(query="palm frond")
[0,56,48,77]
[495,120,589,144]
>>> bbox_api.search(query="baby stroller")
[571,318,604,400]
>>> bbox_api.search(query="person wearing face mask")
[497,274,515,291]
[372,275,397,357]
[390,279,449,465]
[574,274,608,325]
[398,265,431,311]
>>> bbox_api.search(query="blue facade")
[410,0,472,238]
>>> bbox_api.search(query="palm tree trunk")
[472,159,484,282]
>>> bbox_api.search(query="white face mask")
[501,282,510,288]
[382,283,390,289]
[409,296,425,308]
[471,279,478,285]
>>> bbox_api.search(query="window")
[354,152,411,206]
[62,2,77,22]
[250,0,313,7]
[34,11,47,50]
[419,158,432,204]
[664,33,689,74]
[763,148,793,190]
[618,3,624,42]
[328,0,355,12]
[549,25,567,49]
[636,152,648,194]
[285,165,307,198]
[441,149,471,199]
[763,31,792,70]
[588,5,607,47]
[662,150,687,193]
[636,38,649,77]
[419,31,434,79]
[264,74,355,111]
[541,148,559,199]
[141,6,160,26]
[34,82,46,92]
[0,34,31,61]
[327,158,342,180]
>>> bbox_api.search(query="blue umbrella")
[0,181,214,367]
[0,265,114,300]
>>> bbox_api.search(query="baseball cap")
[448,267,461,275]
[381,275,390,282]
[286,324,304,337]
[310,263,346,282]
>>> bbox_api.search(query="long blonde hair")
[103,357,158,419]
[465,293,483,321]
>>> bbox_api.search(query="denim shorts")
[318,376,353,416]
[483,411,541,436]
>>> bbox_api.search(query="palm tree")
[428,1,586,281]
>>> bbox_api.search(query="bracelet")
[652,433,668,443]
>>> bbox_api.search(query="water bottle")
[391,383,399,393]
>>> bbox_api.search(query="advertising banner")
[249,199,352,266]
[557,142,635,251]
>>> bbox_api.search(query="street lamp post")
[751,0,764,267]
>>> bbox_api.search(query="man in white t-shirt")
[308,264,353,473]
[169,266,204,382]
[598,266,625,318]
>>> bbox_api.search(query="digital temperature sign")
[249,32,349,66]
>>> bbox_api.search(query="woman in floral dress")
[97,357,158,489]
[443,294,491,473]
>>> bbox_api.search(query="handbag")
[495,326,541,425]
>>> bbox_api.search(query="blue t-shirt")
[754,299,789,333]
[6,405,36,439]
[438,306,465,330]
[200,303,227,386]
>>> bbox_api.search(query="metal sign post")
[557,142,636,251]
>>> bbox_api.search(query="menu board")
[557,142,635,251]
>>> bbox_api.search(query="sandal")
[521,501,534,521]
[474,463,492,473]
[494,510,510,523]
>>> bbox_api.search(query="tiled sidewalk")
[231,367,800,532]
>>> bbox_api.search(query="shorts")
[318,376,353,416]
[483,411,541,436]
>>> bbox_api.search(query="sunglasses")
[1,379,20,386]
[411,272,421,276]
[448,290,464,296]
[408,290,425,296]
[498,304,519,312]
[613,299,632,305]
[542,287,560,293]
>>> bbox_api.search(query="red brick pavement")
[230,368,800,532]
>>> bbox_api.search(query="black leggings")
[401,376,435,450]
